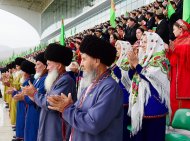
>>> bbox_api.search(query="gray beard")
[45,69,59,92]
[34,72,42,79]
[20,76,25,84]
[77,69,97,99]
[16,70,22,77]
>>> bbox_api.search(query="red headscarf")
[176,19,190,32]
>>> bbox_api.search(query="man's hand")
[13,92,24,101]
[70,62,79,73]
[47,93,73,113]
[6,87,14,94]
[4,80,10,87]
[22,81,37,97]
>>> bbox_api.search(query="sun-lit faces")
[173,25,183,37]
[115,42,121,57]
[46,60,60,73]
[80,53,99,74]
[16,65,21,71]
[35,61,46,74]
[140,35,147,53]
[136,29,143,40]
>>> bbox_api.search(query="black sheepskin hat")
[6,62,15,70]
[20,60,35,75]
[44,43,73,66]
[11,61,16,69]
[79,35,116,66]
[15,57,26,66]
[35,52,47,65]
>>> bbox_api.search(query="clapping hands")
[21,81,37,97]
[127,51,139,69]
[13,92,24,101]
[47,93,73,113]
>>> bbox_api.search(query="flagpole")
[60,17,65,46]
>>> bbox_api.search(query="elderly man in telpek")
[48,35,123,141]
[27,43,77,141]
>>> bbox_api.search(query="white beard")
[34,72,41,79]
[12,72,16,79]
[45,69,59,92]
[77,69,97,99]
[16,70,22,77]
[20,76,25,84]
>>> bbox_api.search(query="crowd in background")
[0,0,190,141]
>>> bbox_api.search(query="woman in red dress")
[167,19,190,119]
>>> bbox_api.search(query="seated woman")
[132,27,145,56]
[126,32,170,141]
[109,33,119,46]
[133,27,145,47]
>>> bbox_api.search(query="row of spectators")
[1,0,183,67]
[0,0,190,141]
[65,0,183,46]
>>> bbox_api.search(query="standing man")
[22,52,48,141]
[155,11,169,45]
[124,17,139,45]
[48,35,123,141]
[25,43,77,141]
[13,60,35,141]
[145,11,155,30]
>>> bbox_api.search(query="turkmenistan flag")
[60,17,65,46]
[110,0,116,28]
[183,0,190,23]
[167,0,175,19]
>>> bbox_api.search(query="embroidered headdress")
[128,32,171,135]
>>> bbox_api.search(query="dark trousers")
[123,106,131,141]
[131,116,166,141]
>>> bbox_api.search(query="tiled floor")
[0,98,14,141]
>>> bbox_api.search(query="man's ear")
[95,58,101,67]
[57,63,62,70]
[43,64,47,70]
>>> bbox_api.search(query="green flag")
[60,17,65,46]
[125,11,129,17]
[110,0,116,28]
[167,0,175,19]
[183,0,190,23]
